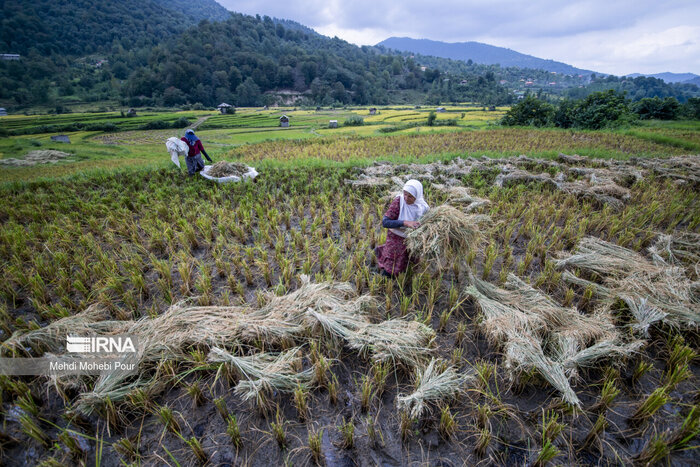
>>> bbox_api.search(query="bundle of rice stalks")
[554,236,653,277]
[494,170,554,188]
[348,319,435,368]
[405,205,487,268]
[648,233,700,275]
[243,275,375,344]
[504,335,581,408]
[2,305,123,356]
[432,184,490,212]
[622,297,667,337]
[397,358,473,418]
[558,236,700,331]
[554,180,630,211]
[464,285,545,344]
[466,272,613,346]
[556,335,644,377]
[616,268,699,328]
[345,174,392,188]
[305,306,370,342]
[206,161,249,178]
[504,274,613,343]
[464,268,629,407]
[208,347,313,404]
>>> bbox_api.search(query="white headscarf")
[390,179,430,237]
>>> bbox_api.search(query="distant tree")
[332,81,347,104]
[571,90,633,129]
[682,97,700,119]
[501,96,554,127]
[634,96,680,120]
[162,86,186,106]
[235,77,261,106]
[552,99,576,128]
[427,111,436,126]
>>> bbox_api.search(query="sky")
[216,0,700,76]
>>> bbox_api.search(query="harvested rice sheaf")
[557,236,700,331]
[397,358,473,419]
[405,204,487,268]
[464,269,637,407]
[3,276,430,413]
[208,347,313,401]
[206,161,249,177]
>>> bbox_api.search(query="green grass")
[1,108,698,185]
[0,110,210,135]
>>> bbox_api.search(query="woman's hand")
[404,220,420,229]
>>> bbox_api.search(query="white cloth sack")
[165,137,189,168]
[200,165,259,183]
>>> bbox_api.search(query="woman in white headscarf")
[375,179,430,277]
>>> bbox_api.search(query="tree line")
[501,91,700,129]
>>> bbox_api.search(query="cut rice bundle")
[464,267,629,407]
[208,347,312,402]
[405,204,486,268]
[5,275,424,414]
[504,335,581,408]
[648,232,700,270]
[621,297,667,337]
[558,236,700,331]
[432,184,490,212]
[504,274,614,344]
[206,161,250,178]
[554,236,655,277]
[2,305,123,355]
[464,285,545,344]
[348,319,435,368]
[558,338,643,373]
[397,358,473,418]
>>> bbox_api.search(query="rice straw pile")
[405,204,487,268]
[464,270,639,407]
[432,184,490,212]
[206,161,249,177]
[556,236,700,332]
[2,305,122,355]
[397,358,473,418]
[208,347,313,405]
[4,275,435,413]
[648,232,700,277]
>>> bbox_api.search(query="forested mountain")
[0,0,228,56]
[2,0,695,111]
[118,13,513,107]
[625,72,700,84]
[567,75,699,103]
[152,0,231,24]
[377,37,594,75]
[0,4,513,109]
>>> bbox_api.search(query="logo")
[66,336,136,353]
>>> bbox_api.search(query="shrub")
[634,97,681,120]
[172,117,191,128]
[501,96,555,127]
[139,120,171,130]
[343,115,364,126]
[571,90,634,129]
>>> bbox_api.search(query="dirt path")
[190,115,210,130]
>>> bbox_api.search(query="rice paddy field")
[0,107,699,466]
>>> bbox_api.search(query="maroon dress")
[375,197,410,275]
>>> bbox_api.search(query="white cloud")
[216,0,700,75]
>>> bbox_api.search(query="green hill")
[0,0,228,56]
[0,5,512,109]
